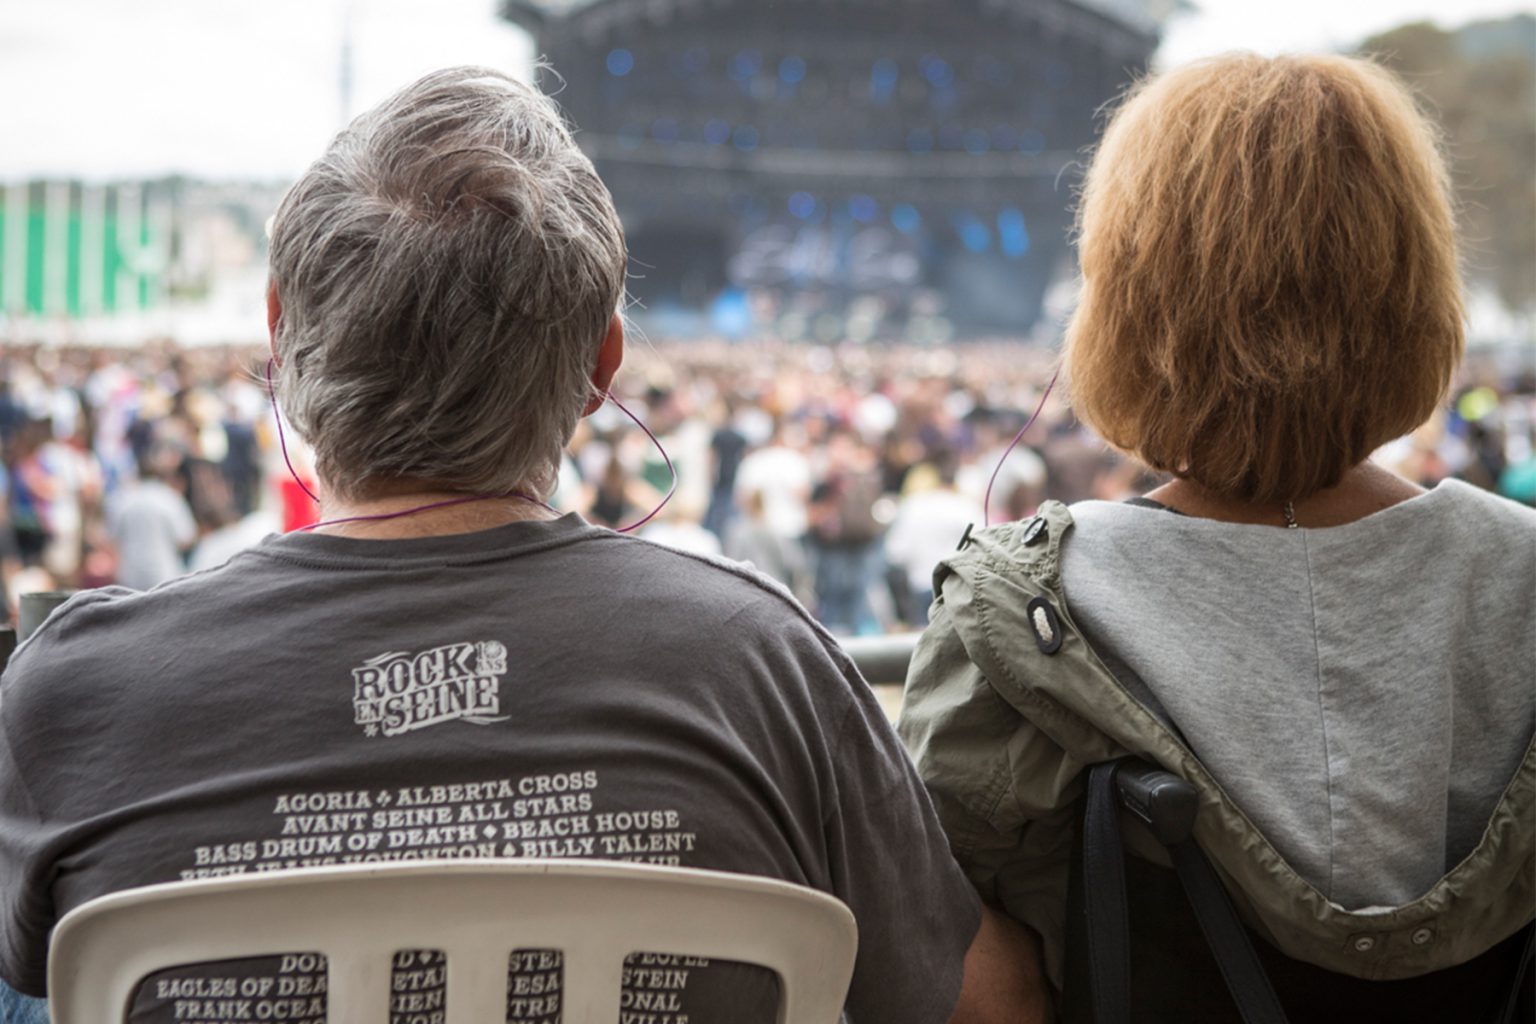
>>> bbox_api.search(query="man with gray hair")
[0,68,1044,1022]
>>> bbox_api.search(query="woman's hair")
[267,67,626,501]
[1064,53,1463,503]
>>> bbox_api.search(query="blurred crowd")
[3,339,1533,634]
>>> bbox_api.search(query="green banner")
[0,183,163,317]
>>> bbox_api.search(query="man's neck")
[312,489,559,539]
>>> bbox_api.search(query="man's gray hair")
[268,66,626,500]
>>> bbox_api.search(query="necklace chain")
[307,491,555,534]
[1283,501,1299,529]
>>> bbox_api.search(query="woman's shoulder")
[1069,479,1535,542]
[1429,478,1536,531]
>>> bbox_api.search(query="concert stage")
[502,0,1171,337]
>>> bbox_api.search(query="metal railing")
[838,632,920,688]
[1,591,75,673]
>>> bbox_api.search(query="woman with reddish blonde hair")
[1067,52,1464,512]
[902,53,1534,1022]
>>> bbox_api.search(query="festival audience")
[1,339,1531,629]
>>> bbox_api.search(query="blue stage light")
[711,287,752,338]
[779,56,807,85]
[954,213,991,253]
[729,49,762,81]
[998,208,1030,258]
[732,125,760,151]
[920,56,954,88]
[704,119,732,145]
[848,195,878,222]
[606,49,635,77]
[891,204,922,234]
[1019,129,1046,156]
[870,58,899,102]
[789,192,817,219]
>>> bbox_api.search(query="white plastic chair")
[47,859,858,1024]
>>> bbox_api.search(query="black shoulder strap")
[1166,837,1289,1024]
[1083,759,1289,1024]
[1491,924,1534,1024]
[1084,762,1130,1024]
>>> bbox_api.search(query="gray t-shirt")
[0,514,979,1022]
[1062,480,1536,909]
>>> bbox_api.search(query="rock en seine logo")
[352,641,510,738]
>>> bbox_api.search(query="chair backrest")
[48,859,858,1024]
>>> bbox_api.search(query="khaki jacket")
[898,501,1535,988]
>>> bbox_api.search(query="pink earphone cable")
[982,367,1060,527]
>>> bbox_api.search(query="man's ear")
[582,313,625,416]
[266,282,283,367]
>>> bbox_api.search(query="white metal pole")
[115,183,140,311]
[148,191,173,310]
[80,185,106,316]
[43,180,70,316]
[2,182,26,315]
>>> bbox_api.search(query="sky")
[0,0,1530,180]
[1156,0,1533,65]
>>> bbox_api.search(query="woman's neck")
[1146,462,1425,529]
